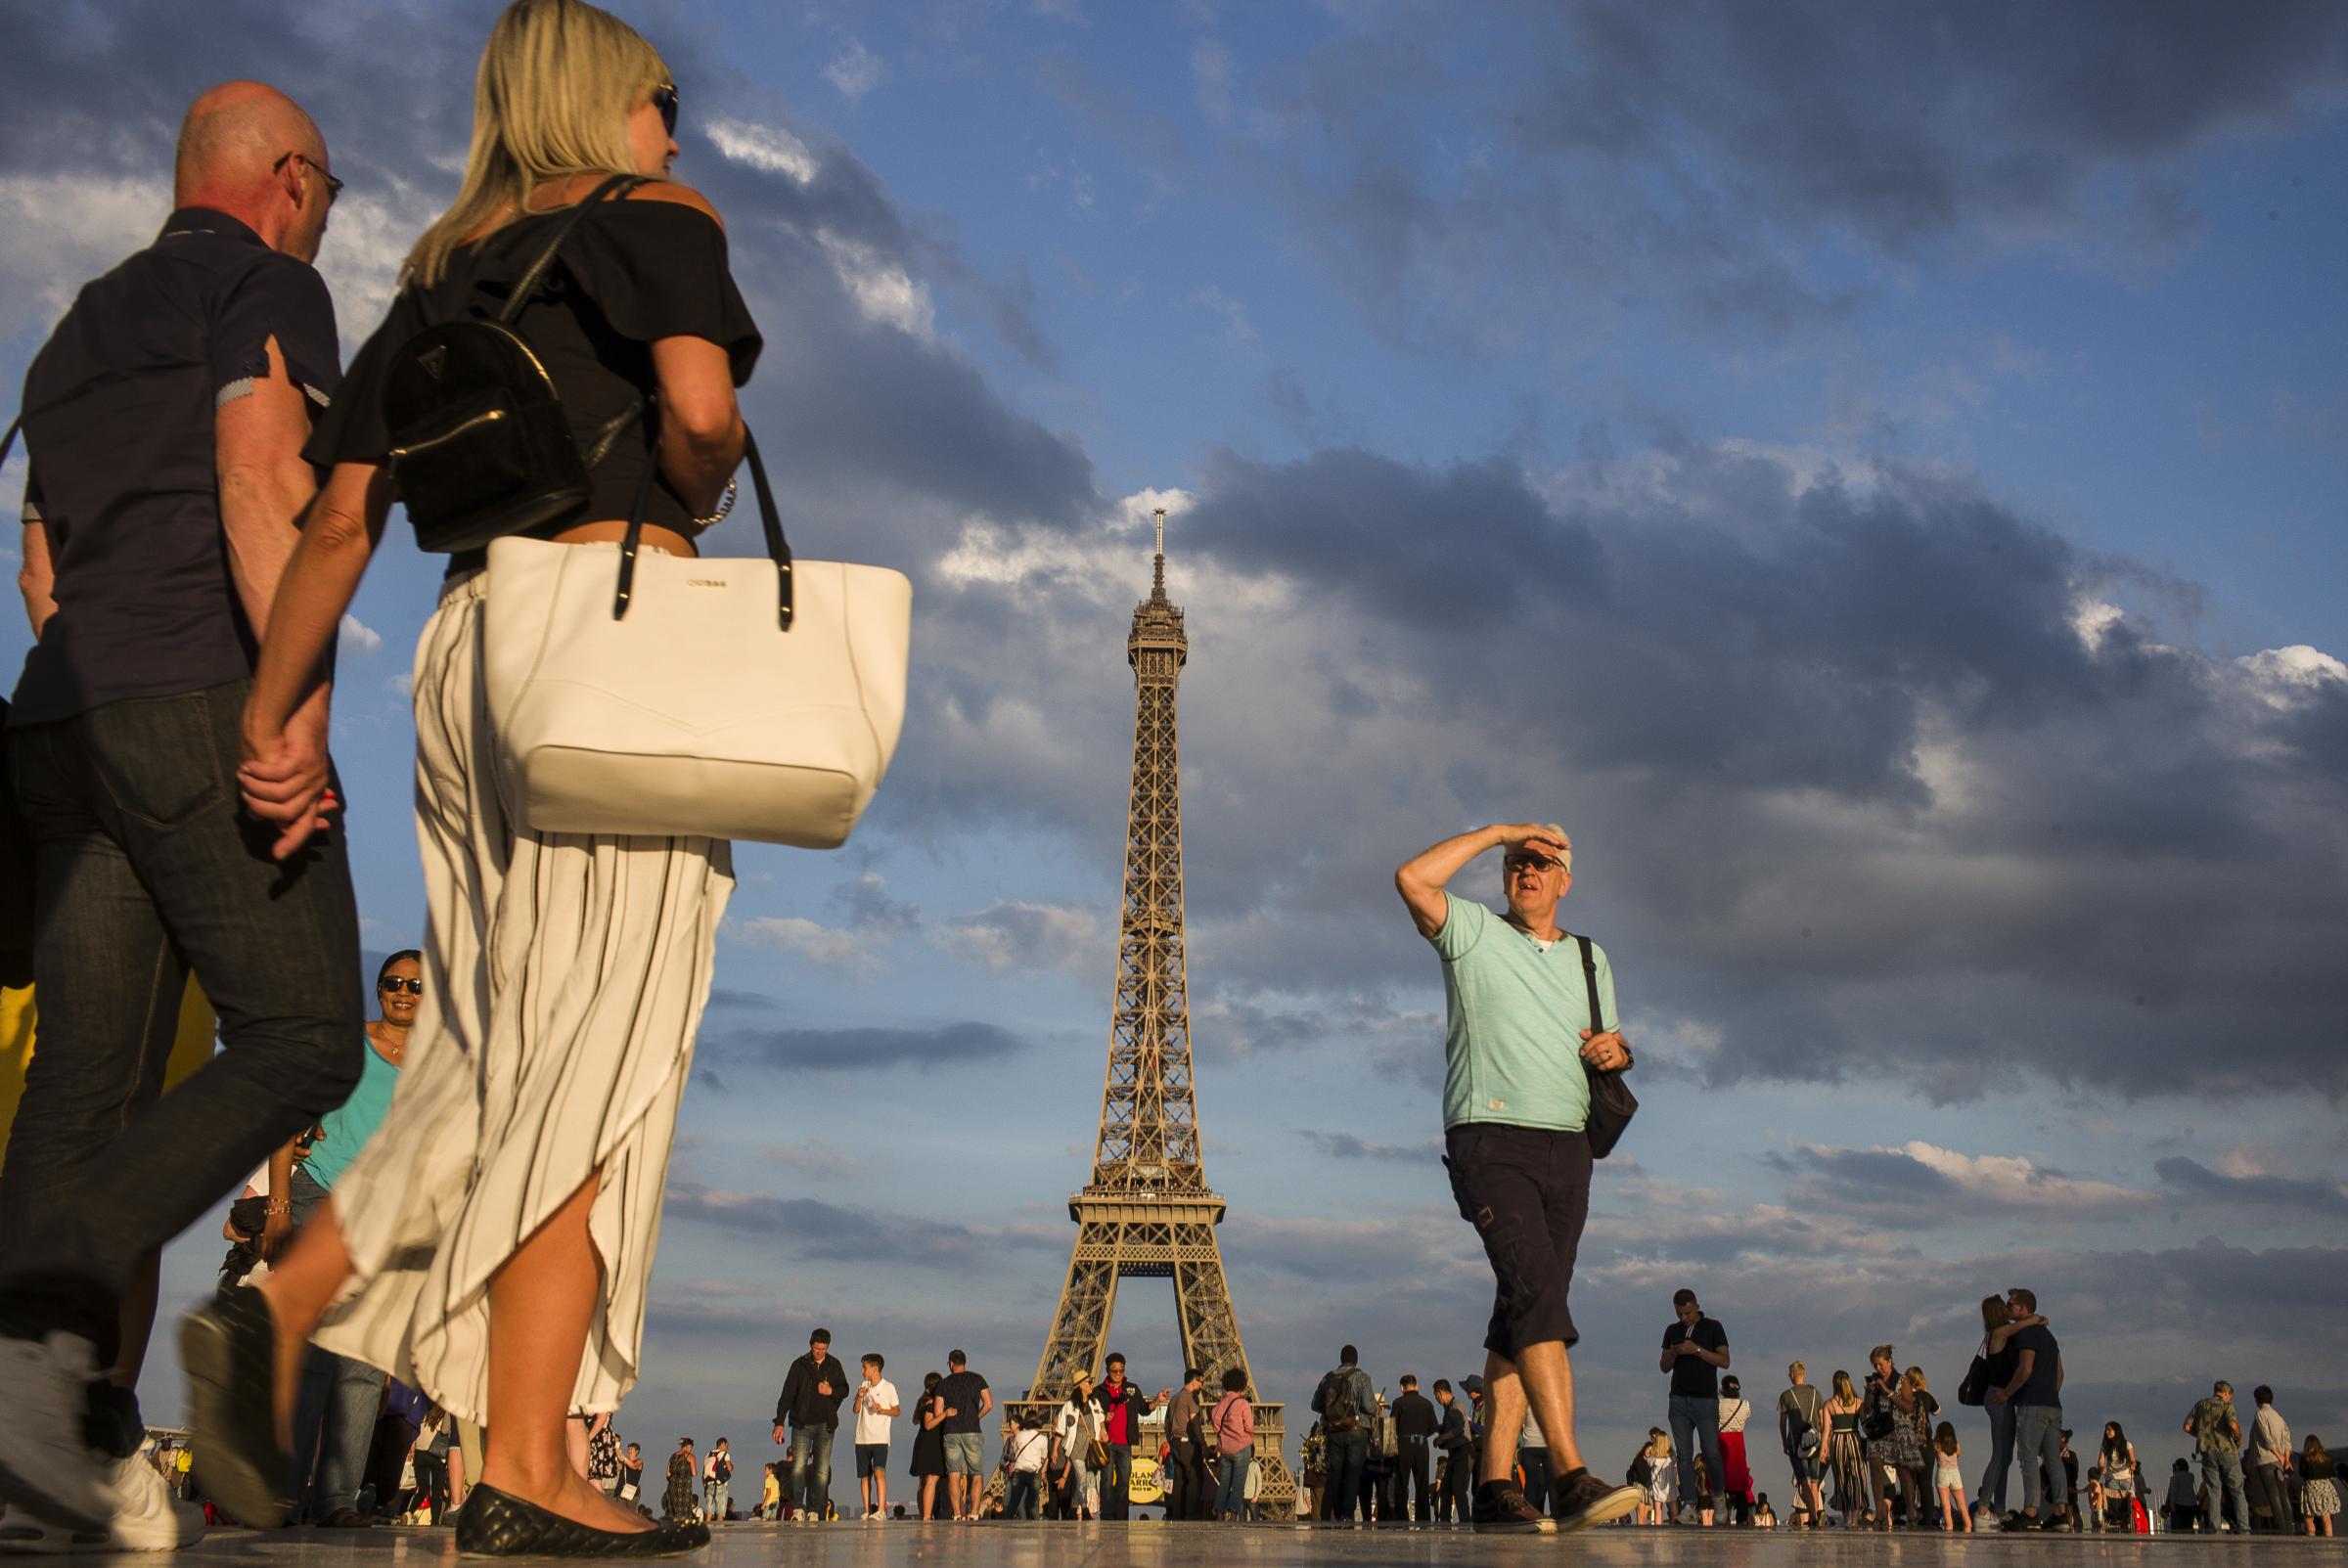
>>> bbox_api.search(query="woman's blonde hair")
[1831,1369,1856,1402]
[406,0,669,285]
[1648,1428,1672,1455]
[1906,1366,1929,1394]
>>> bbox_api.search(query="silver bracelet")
[692,478,738,529]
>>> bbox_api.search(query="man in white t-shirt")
[851,1354,900,1521]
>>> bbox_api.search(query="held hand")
[238,689,338,860]
[771,1425,787,1446]
[260,1207,294,1264]
[1580,1030,1629,1071]
[817,1380,832,1396]
[1985,1389,2009,1407]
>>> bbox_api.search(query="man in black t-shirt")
[1659,1287,1730,1525]
[1989,1286,2064,1529]
[934,1350,992,1521]
[0,81,360,1541]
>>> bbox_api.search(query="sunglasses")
[272,151,344,206]
[1503,854,1561,873]
[653,83,679,137]
[379,976,424,996]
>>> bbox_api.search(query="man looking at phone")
[1395,822,1643,1534]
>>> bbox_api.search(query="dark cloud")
[1212,0,2348,352]
[0,0,1097,551]
[827,873,920,934]
[888,436,2345,1101]
[667,1182,981,1264]
[2154,1157,2348,1219]
[703,1019,1025,1072]
[1298,1131,1440,1165]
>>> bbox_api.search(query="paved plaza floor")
[63,1523,2348,1567]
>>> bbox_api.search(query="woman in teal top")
[284,950,418,1524]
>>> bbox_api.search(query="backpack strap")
[495,173,649,327]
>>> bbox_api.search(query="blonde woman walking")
[179,0,759,1555]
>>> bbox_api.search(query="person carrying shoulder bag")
[180,2,788,1557]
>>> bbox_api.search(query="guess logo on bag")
[686,578,727,588]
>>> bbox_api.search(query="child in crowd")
[1642,1430,1675,1526]
[1932,1423,1969,1532]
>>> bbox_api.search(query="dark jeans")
[2246,1462,2288,1533]
[1324,1429,1370,1522]
[1005,1471,1039,1519]
[1519,1446,1551,1514]
[1100,1442,1133,1519]
[1668,1395,1724,1513]
[1435,1448,1470,1520]
[1977,1398,2016,1513]
[1165,1440,1204,1520]
[1397,1435,1432,1519]
[289,1167,383,1518]
[0,683,363,1360]
[1214,1452,1249,1518]
[789,1424,834,1514]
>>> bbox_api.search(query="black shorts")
[1443,1123,1592,1359]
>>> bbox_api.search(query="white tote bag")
[481,435,909,847]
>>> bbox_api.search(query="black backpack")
[384,173,653,554]
[1320,1371,1361,1435]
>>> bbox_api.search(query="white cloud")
[1888,1141,2146,1211]
[729,916,879,977]
[2235,643,2347,704]
[338,613,383,654]
[941,900,1103,972]
[824,39,886,101]
[816,229,933,336]
[0,174,171,320]
[704,117,820,186]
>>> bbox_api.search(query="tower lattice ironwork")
[998,513,1293,1516]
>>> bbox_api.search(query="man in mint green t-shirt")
[1395,823,1641,1537]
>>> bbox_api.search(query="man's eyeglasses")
[273,152,344,207]
[652,83,679,137]
[379,976,424,996]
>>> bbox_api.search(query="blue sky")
[4,0,2346,1507]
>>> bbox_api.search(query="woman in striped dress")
[180,0,758,1556]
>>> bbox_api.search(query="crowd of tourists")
[1276,1290,2336,1538]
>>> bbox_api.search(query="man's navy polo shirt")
[10,207,339,725]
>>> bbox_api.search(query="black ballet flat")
[456,1484,710,1557]
[181,1284,294,1529]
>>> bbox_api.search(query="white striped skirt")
[312,565,732,1422]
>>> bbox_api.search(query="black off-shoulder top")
[306,195,762,552]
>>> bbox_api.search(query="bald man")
[0,82,362,1546]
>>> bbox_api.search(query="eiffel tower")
[997,512,1293,1517]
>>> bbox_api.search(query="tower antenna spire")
[1152,507,1167,596]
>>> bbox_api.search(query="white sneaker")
[0,1336,110,1534]
[0,1456,204,1554]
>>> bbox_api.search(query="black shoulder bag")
[384,173,651,554]
[1574,933,1639,1158]
[1957,1338,1991,1407]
